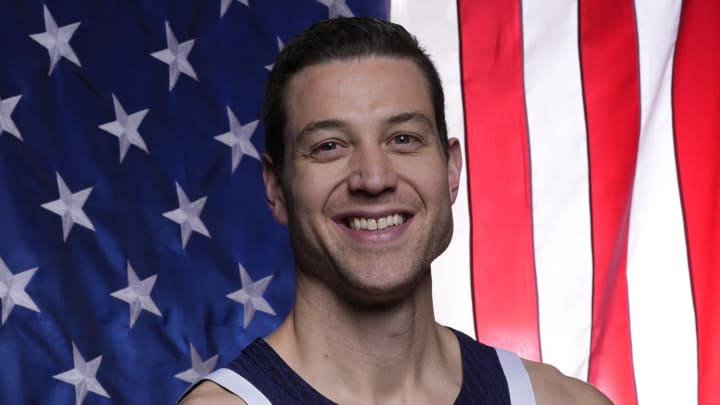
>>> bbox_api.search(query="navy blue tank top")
[218,329,514,404]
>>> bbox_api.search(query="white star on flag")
[162,183,211,249]
[110,261,161,328]
[53,343,110,405]
[98,94,150,163]
[0,94,22,141]
[220,0,249,17]
[316,0,354,18]
[0,258,40,326]
[41,173,95,242]
[227,263,276,329]
[264,37,285,71]
[174,343,219,384]
[150,22,198,91]
[214,107,260,172]
[29,5,82,75]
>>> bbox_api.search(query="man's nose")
[347,145,398,195]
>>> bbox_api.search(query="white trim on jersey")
[176,368,271,405]
[497,348,538,405]
[179,350,535,405]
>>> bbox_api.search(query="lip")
[333,210,414,244]
[334,208,413,220]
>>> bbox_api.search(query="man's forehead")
[288,55,426,90]
[283,57,434,135]
[285,56,431,110]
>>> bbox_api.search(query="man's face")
[264,56,462,305]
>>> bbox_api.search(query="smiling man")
[179,17,611,405]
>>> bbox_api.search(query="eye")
[393,134,413,145]
[317,141,338,151]
[309,140,346,161]
[388,133,422,152]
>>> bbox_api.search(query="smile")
[347,214,406,231]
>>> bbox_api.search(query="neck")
[265,271,462,404]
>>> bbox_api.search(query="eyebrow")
[294,111,436,143]
[385,111,435,131]
[296,119,348,142]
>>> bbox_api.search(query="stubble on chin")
[297,221,453,310]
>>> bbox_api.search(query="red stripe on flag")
[457,0,540,361]
[578,1,640,404]
[672,1,720,404]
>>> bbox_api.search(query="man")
[180,17,612,404]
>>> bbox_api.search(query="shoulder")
[178,380,248,405]
[521,359,613,405]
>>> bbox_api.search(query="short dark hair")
[263,17,448,173]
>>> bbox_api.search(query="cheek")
[403,162,451,200]
[286,171,334,219]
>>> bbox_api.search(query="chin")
[339,288,412,311]
[333,266,429,310]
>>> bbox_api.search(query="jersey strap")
[176,368,271,405]
[496,348,537,405]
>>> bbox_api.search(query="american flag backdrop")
[0,1,717,405]
[0,0,387,403]
[397,1,719,405]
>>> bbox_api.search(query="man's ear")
[447,138,463,204]
[262,153,288,224]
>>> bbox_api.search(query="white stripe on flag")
[390,0,476,339]
[522,0,593,379]
[628,1,698,404]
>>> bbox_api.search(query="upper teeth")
[349,214,405,231]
